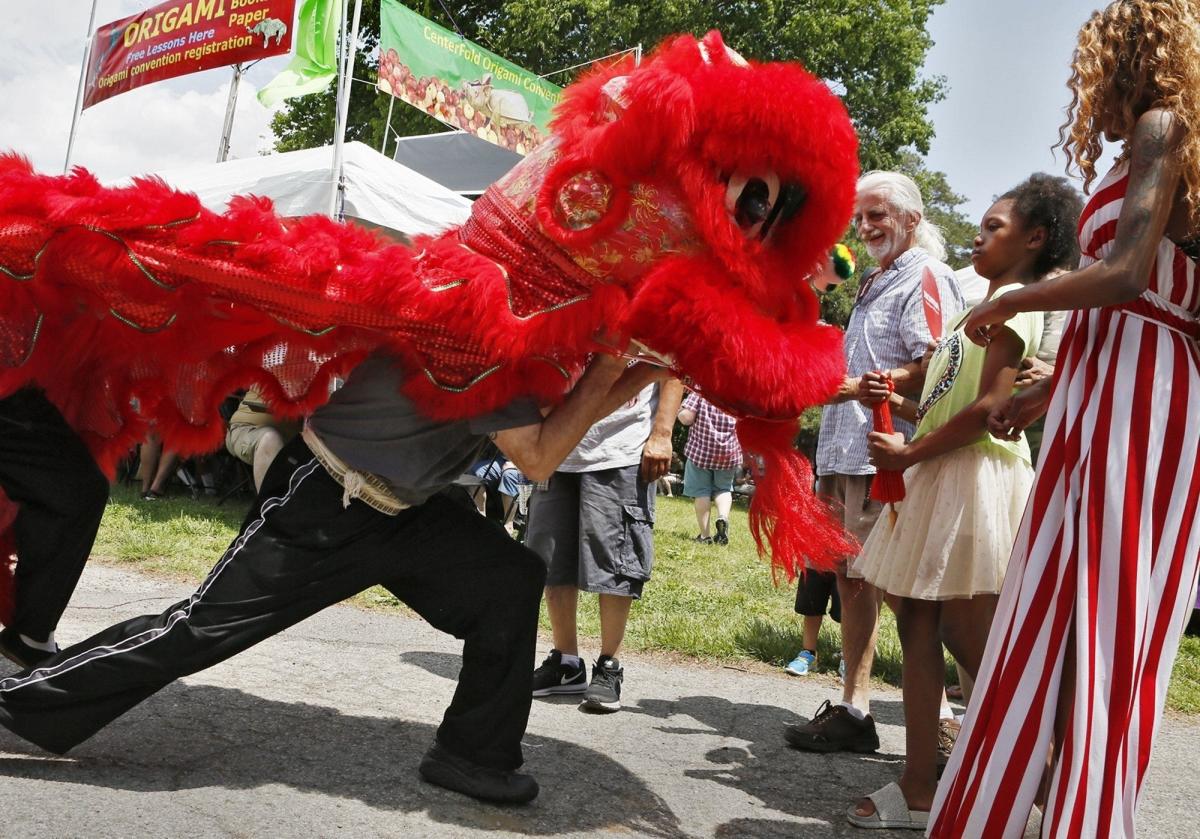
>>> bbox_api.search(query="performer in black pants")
[0,388,109,668]
[0,352,666,805]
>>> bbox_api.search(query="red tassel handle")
[869,376,906,504]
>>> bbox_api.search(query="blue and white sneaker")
[785,649,817,676]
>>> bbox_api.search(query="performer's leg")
[0,439,411,755]
[380,492,546,772]
[0,388,108,642]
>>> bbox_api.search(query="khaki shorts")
[226,423,277,465]
[815,474,882,578]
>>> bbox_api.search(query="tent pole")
[216,64,244,163]
[329,0,363,218]
[64,0,100,173]
[380,93,396,156]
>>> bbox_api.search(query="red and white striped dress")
[929,164,1200,838]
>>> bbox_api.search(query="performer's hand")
[988,380,1052,441]
[640,431,673,481]
[867,431,910,471]
[856,371,892,405]
[963,296,1018,346]
[1015,356,1054,389]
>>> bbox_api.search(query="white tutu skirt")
[852,445,1034,600]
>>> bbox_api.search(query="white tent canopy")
[955,264,989,307]
[138,142,472,238]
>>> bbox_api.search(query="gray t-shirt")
[558,383,658,472]
[306,354,542,505]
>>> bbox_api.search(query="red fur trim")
[738,418,857,579]
[623,257,845,418]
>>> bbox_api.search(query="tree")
[900,152,977,270]
[272,0,950,171]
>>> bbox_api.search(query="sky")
[0,0,1119,208]
[923,0,1119,224]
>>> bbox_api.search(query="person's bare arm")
[677,401,697,426]
[493,357,670,481]
[869,326,1025,470]
[887,356,929,397]
[989,376,1054,441]
[966,109,1185,343]
[641,378,684,481]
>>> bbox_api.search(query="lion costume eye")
[724,171,807,241]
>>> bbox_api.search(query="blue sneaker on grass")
[785,649,816,676]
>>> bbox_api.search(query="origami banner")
[84,0,297,109]
[378,0,561,154]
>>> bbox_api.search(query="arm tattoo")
[1114,111,1181,259]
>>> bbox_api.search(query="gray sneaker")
[582,655,623,712]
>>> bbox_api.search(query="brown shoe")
[936,717,961,777]
[784,699,880,753]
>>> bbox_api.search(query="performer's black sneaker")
[0,627,57,670]
[418,742,539,804]
[532,649,587,696]
[582,655,623,712]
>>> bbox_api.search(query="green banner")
[378,0,561,154]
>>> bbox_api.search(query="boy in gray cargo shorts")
[527,379,683,712]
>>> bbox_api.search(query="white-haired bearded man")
[785,171,964,753]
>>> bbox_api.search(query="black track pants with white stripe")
[0,437,546,771]
[0,388,108,641]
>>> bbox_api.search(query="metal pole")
[634,43,642,66]
[328,0,362,217]
[216,64,244,162]
[64,0,101,172]
[380,92,396,156]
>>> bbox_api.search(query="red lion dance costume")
[0,31,859,621]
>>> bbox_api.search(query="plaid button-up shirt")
[815,247,963,477]
[681,392,742,469]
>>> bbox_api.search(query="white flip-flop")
[846,782,930,830]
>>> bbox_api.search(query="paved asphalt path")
[0,563,1195,838]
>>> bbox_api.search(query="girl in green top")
[846,174,1084,830]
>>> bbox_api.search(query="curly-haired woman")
[931,2,1200,836]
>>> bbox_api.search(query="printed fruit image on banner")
[378,0,561,154]
[85,0,297,109]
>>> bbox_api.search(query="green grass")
[94,484,1200,713]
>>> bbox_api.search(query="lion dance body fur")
[0,31,859,622]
